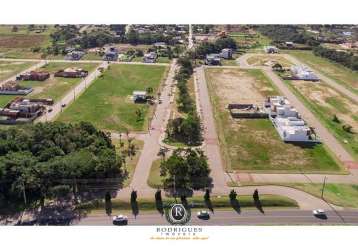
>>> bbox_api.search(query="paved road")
[116,60,178,198]
[195,66,228,193]
[36,62,107,122]
[188,24,194,49]
[75,209,358,225]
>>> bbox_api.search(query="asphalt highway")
[75,209,358,226]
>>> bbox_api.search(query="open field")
[20,62,98,102]
[0,61,36,81]
[57,64,168,132]
[247,54,293,67]
[286,50,358,95]
[77,194,298,213]
[131,56,171,63]
[284,79,358,160]
[113,138,144,188]
[205,68,341,173]
[229,32,271,50]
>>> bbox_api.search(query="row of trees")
[165,57,203,146]
[0,122,126,208]
[313,45,358,71]
[193,37,237,58]
[126,29,179,46]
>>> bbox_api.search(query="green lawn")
[147,159,163,189]
[131,56,171,63]
[77,194,298,213]
[57,64,168,132]
[20,62,98,102]
[205,68,342,173]
[286,50,358,95]
[0,61,36,81]
[113,138,144,188]
[283,79,358,160]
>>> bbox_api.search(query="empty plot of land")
[287,50,358,95]
[20,62,98,102]
[287,79,358,160]
[247,54,293,67]
[205,68,341,173]
[57,64,167,132]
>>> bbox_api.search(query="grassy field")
[77,194,298,213]
[20,62,98,102]
[147,159,163,189]
[283,79,358,160]
[113,138,144,188]
[229,32,271,50]
[57,64,168,132]
[0,61,36,81]
[247,54,293,67]
[286,50,358,95]
[131,56,171,63]
[205,68,342,173]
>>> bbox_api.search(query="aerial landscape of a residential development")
[0,24,357,226]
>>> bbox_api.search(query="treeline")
[165,57,203,146]
[194,37,237,58]
[313,46,358,71]
[126,29,179,45]
[256,25,319,46]
[0,122,125,207]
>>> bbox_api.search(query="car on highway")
[312,209,327,219]
[197,210,210,220]
[112,215,128,225]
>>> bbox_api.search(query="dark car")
[197,210,210,220]
[112,215,128,225]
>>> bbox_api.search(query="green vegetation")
[0,122,126,209]
[193,37,237,58]
[283,79,358,160]
[21,62,98,102]
[160,148,211,191]
[58,64,167,132]
[113,138,144,188]
[0,61,35,81]
[206,68,342,173]
[313,45,358,71]
[147,159,162,189]
[78,194,298,212]
[287,50,358,95]
[229,32,271,50]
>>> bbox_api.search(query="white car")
[112,215,128,225]
[197,210,210,220]
[312,209,326,216]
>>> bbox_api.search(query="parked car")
[158,99,162,104]
[112,215,128,225]
[197,210,210,220]
[61,103,66,108]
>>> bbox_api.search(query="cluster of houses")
[0,97,53,124]
[290,65,320,81]
[205,48,233,65]
[264,96,318,142]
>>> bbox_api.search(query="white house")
[290,65,319,81]
[143,52,157,63]
[133,91,147,102]
[264,46,279,54]
[220,48,233,59]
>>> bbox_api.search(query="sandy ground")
[247,54,293,67]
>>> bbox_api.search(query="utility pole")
[321,176,327,199]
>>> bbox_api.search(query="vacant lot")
[205,68,341,173]
[20,62,98,102]
[285,79,358,160]
[0,61,35,81]
[229,32,271,50]
[147,159,163,188]
[287,50,358,95]
[247,54,293,67]
[57,64,167,132]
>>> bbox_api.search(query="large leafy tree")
[0,122,125,206]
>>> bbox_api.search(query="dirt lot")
[0,34,47,48]
[247,54,293,67]
[205,68,341,173]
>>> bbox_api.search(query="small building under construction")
[54,68,88,78]
[0,81,33,95]
[228,103,268,119]
[17,71,50,81]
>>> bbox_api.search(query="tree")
[204,189,210,201]
[11,26,18,32]
[229,189,237,201]
[160,148,211,192]
[332,114,340,123]
[135,108,143,121]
